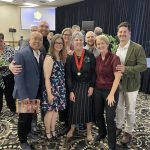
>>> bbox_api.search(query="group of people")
[0,21,147,150]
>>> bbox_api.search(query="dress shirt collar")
[33,50,40,56]
[118,40,130,50]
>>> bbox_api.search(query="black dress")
[65,49,96,125]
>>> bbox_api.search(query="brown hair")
[0,33,4,39]
[61,28,72,36]
[117,22,131,32]
[49,34,66,63]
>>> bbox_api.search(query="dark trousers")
[0,74,16,113]
[59,109,67,123]
[59,93,69,126]
[94,88,119,149]
[18,113,33,143]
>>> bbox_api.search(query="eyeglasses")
[63,34,71,36]
[55,42,63,45]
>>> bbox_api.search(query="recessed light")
[1,0,13,2]
[23,2,39,7]
[47,0,55,2]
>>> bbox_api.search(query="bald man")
[13,31,44,150]
[19,25,39,50]
[38,21,50,53]
[19,21,50,53]
[84,31,99,57]
[9,21,50,137]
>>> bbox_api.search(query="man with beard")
[84,31,99,57]
[115,22,147,144]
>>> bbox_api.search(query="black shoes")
[20,142,32,150]
[28,132,39,140]
[121,132,132,144]
[94,134,106,142]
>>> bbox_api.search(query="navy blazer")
[13,46,44,100]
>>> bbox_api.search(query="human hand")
[106,94,115,107]
[67,50,74,55]
[70,92,75,102]
[23,98,30,103]
[88,87,93,97]
[48,94,55,103]
[116,64,125,73]
[9,60,22,75]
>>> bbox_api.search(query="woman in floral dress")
[42,34,66,140]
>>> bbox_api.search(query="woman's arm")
[65,56,75,102]
[107,72,122,107]
[88,53,96,96]
[43,55,54,103]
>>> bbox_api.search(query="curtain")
[56,0,150,48]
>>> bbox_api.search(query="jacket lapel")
[28,47,39,75]
[124,41,134,65]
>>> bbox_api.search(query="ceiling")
[0,0,83,7]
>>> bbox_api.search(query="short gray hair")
[71,32,84,42]
[94,27,103,36]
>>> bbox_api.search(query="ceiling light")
[47,0,55,2]
[23,2,39,7]
[0,0,13,2]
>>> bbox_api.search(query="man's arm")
[9,60,22,75]
[116,46,147,74]
[125,46,147,74]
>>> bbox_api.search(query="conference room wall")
[0,4,30,43]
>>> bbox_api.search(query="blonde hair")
[61,28,72,36]
[95,34,110,46]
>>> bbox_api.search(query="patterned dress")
[42,60,66,112]
[0,44,15,89]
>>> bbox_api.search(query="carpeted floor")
[0,92,150,150]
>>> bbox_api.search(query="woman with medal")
[65,32,96,142]
[94,35,122,150]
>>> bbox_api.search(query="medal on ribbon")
[74,49,85,76]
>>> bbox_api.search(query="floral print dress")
[42,60,66,112]
[0,45,15,89]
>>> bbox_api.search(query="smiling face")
[96,39,109,53]
[62,30,72,44]
[38,21,49,37]
[54,38,64,52]
[117,26,131,43]
[86,31,95,47]
[73,36,83,50]
[29,32,43,50]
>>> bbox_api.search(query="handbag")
[16,99,40,113]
